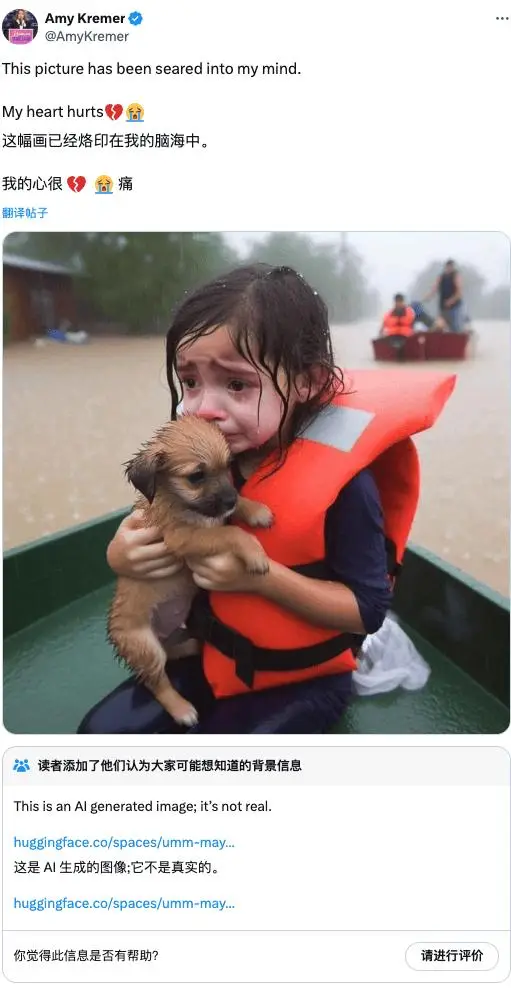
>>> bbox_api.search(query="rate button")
[406,942,499,971]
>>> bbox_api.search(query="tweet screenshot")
[2,0,510,987]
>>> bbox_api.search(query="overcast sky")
[224,231,510,300]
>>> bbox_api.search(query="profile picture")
[2,8,38,44]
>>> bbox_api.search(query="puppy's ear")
[124,450,165,504]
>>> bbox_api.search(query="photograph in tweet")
[3,231,509,736]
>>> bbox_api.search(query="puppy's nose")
[218,491,237,513]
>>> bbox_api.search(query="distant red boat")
[372,330,474,363]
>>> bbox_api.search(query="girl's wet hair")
[166,263,345,465]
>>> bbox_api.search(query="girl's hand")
[187,551,267,593]
[107,510,184,580]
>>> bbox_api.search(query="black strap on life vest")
[187,591,364,689]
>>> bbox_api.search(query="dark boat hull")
[373,330,472,362]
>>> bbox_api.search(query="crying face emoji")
[95,175,114,194]
[126,103,144,122]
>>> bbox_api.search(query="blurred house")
[3,254,81,342]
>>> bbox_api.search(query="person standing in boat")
[423,260,465,332]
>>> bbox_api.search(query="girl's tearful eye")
[228,380,246,393]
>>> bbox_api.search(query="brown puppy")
[107,415,273,727]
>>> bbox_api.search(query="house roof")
[3,253,82,276]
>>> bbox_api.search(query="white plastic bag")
[65,330,88,344]
[352,613,430,696]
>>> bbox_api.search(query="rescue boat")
[372,329,474,363]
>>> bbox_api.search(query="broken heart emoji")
[105,104,123,121]
[67,176,86,192]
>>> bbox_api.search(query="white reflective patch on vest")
[299,404,374,452]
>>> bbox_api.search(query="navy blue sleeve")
[324,469,393,634]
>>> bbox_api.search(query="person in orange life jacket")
[380,294,416,337]
[77,264,455,735]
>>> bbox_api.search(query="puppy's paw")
[180,708,199,728]
[234,497,274,529]
[246,503,274,529]
[245,551,270,576]
[172,700,199,727]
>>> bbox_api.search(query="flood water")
[3,321,510,597]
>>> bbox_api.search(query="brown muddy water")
[3,321,510,596]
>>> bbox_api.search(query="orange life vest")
[382,306,416,336]
[189,369,456,699]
